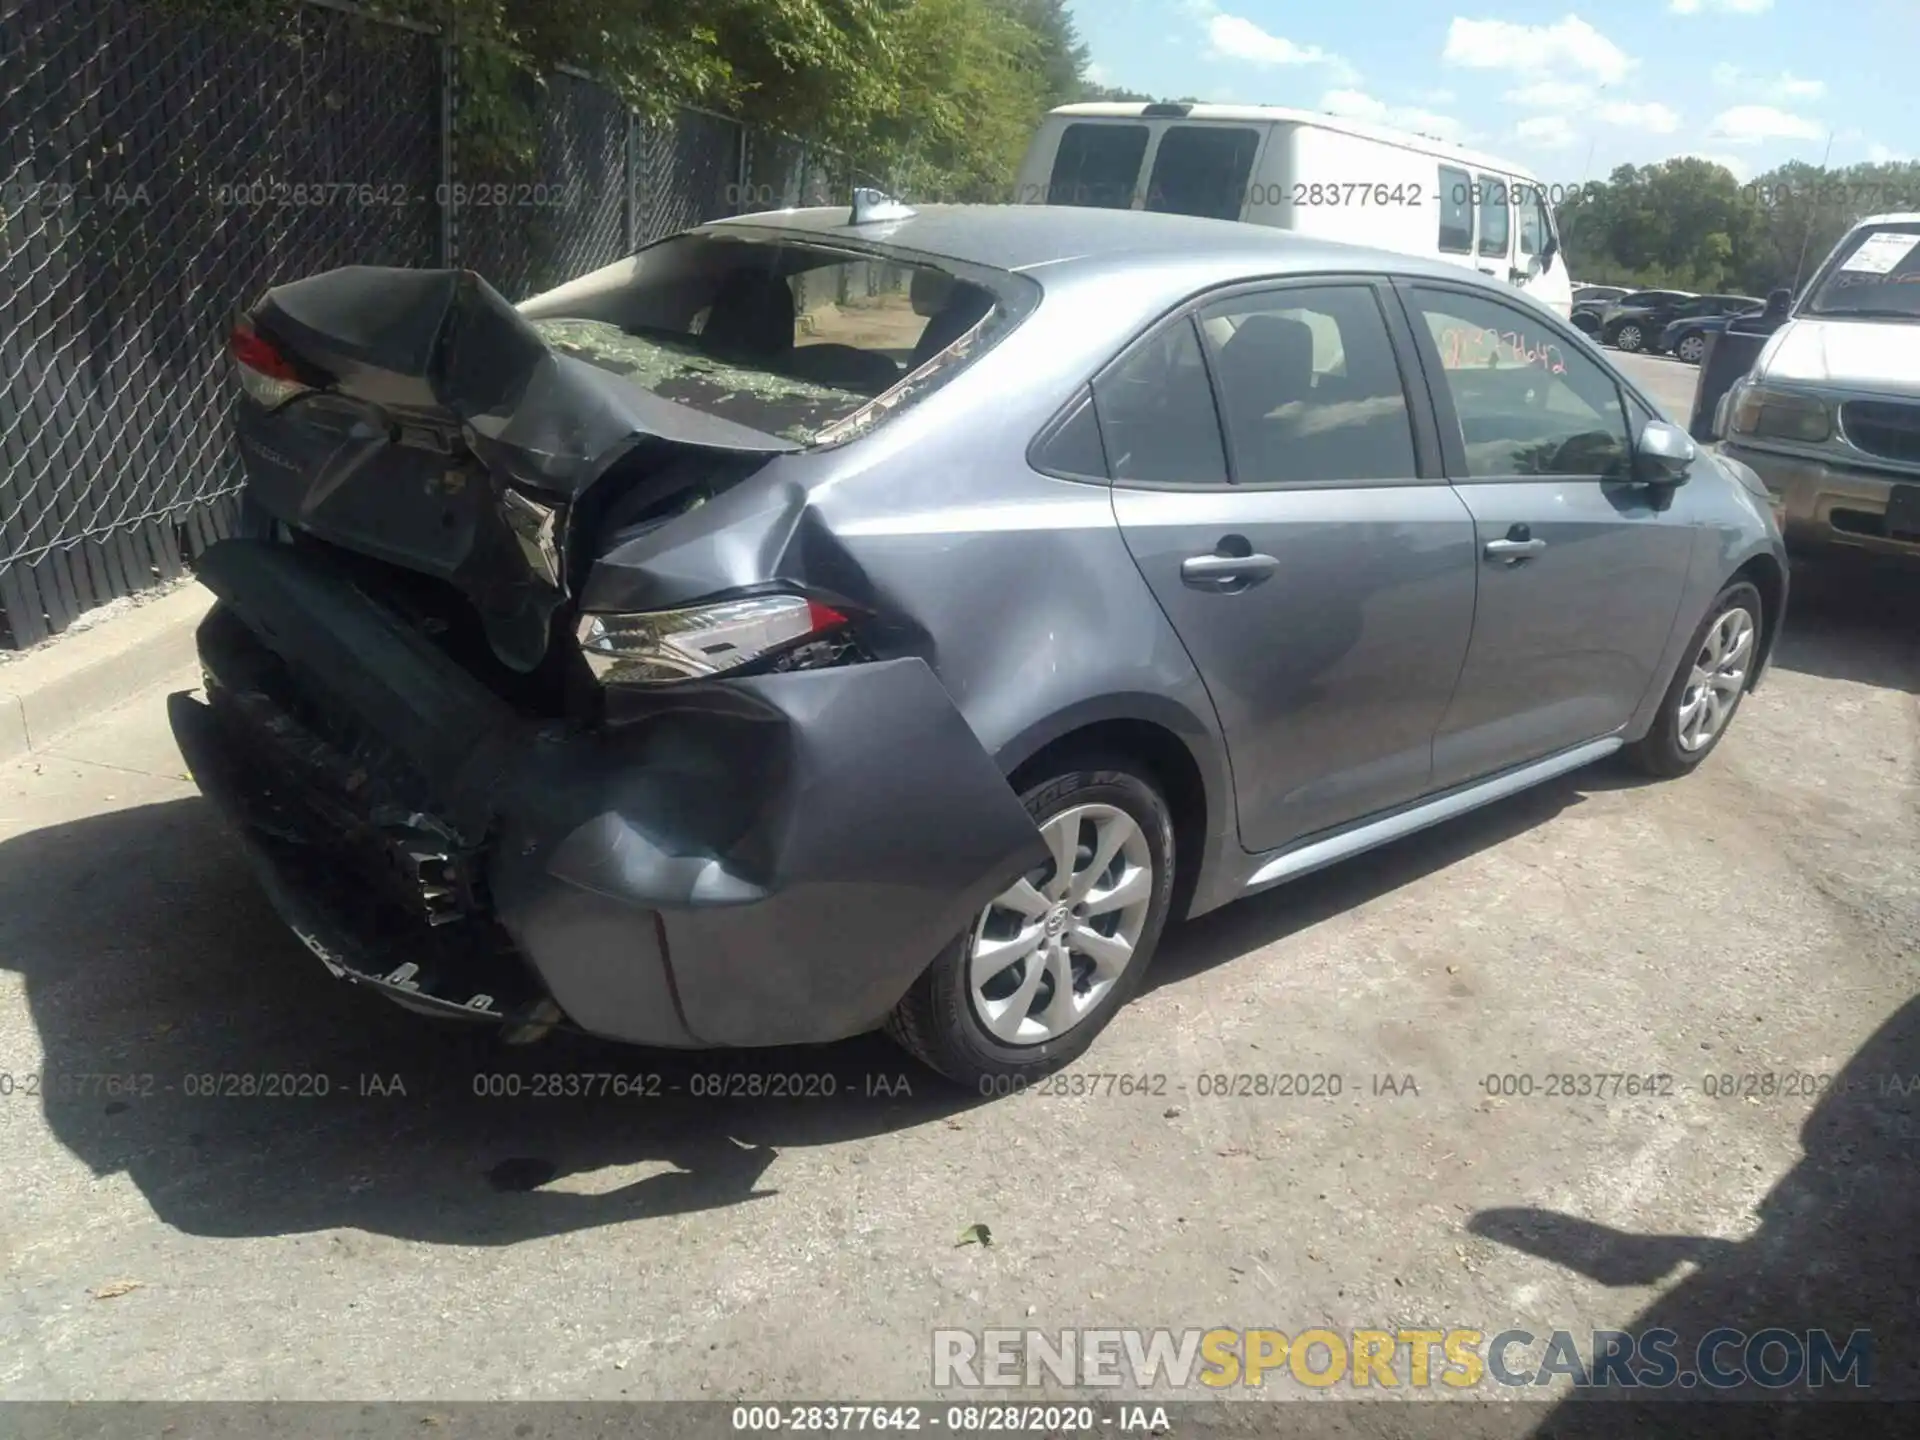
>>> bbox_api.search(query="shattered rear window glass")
[532,320,869,445]
[519,233,1030,447]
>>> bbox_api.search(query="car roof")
[703,203,1516,294]
[1044,102,1541,181]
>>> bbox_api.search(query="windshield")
[519,232,1030,444]
[1804,223,1920,320]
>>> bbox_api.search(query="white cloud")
[1516,114,1581,150]
[1707,104,1826,144]
[1443,16,1634,84]
[1596,100,1681,133]
[1084,61,1111,85]
[1672,0,1772,13]
[1709,63,1825,100]
[1418,88,1458,105]
[1505,79,1594,109]
[1679,151,1755,182]
[1320,89,1468,141]
[1867,143,1913,164]
[1205,12,1354,82]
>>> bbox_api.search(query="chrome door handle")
[1181,552,1279,585]
[1484,537,1548,561]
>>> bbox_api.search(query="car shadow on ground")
[1471,992,1920,1425]
[1769,559,1920,693]
[1148,772,1600,992]
[0,796,981,1246]
[9,569,1913,1252]
[7,765,1608,1249]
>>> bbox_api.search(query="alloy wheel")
[1677,333,1706,363]
[1617,323,1644,352]
[968,803,1153,1044]
[1677,606,1755,752]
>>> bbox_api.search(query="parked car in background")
[1644,295,1766,361]
[1015,103,1574,315]
[1716,214,1920,563]
[173,201,1786,1087]
[1595,290,1702,351]
[1570,285,1628,335]
[1657,297,1780,363]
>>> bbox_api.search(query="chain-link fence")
[0,0,875,648]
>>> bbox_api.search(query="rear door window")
[1199,285,1419,485]
[1144,126,1262,221]
[1091,319,1229,486]
[1437,165,1474,254]
[1477,175,1511,261]
[1047,123,1149,208]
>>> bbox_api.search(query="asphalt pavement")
[2,348,1916,1410]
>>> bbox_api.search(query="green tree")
[997,0,1090,109]
[1556,156,1920,297]
[865,0,1058,199]
[172,0,1096,202]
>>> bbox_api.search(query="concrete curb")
[0,583,211,765]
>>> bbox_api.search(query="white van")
[1015,103,1573,317]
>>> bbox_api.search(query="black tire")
[1675,331,1707,364]
[884,759,1176,1089]
[1572,313,1600,335]
[1624,580,1763,778]
[1615,322,1645,353]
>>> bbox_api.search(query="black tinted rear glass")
[1033,390,1109,479]
[1048,123,1149,208]
[1144,126,1261,221]
[1437,165,1473,253]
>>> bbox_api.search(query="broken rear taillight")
[229,316,314,409]
[577,594,855,687]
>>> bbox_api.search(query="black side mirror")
[1635,419,1697,486]
[1540,231,1559,270]
[1765,287,1791,318]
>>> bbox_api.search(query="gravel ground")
[1,349,1914,1421]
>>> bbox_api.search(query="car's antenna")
[850,188,916,225]
[1789,129,1837,298]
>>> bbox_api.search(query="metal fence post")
[624,110,636,253]
[438,30,456,267]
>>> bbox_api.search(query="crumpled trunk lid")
[235,266,799,674]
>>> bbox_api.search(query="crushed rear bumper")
[170,539,1047,1048]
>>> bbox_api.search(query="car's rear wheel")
[1676,331,1707,363]
[1624,580,1762,778]
[885,760,1175,1088]
[1615,322,1645,352]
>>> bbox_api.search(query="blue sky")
[1068,1,1918,183]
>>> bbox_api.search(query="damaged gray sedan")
[173,197,1787,1086]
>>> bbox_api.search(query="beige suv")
[1716,214,1920,560]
